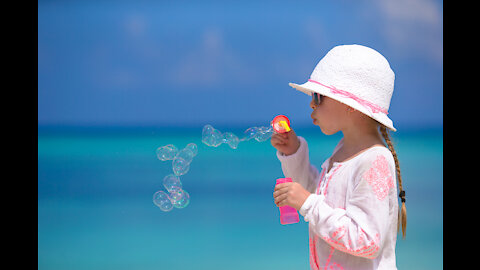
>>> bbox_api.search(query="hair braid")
[380,125,407,239]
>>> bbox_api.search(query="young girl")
[272,44,406,270]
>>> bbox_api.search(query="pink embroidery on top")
[309,236,320,270]
[323,246,343,270]
[308,155,388,267]
[316,165,342,196]
[321,228,380,259]
[363,155,394,201]
[310,166,344,269]
[310,236,344,270]
[316,168,326,195]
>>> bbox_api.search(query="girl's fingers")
[286,129,296,139]
[274,182,290,192]
[271,138,285,146]
[277,200,287,207]
[274,182,296,206]
[274,193,288,205]
[271,134,286,144]
[273,183,291,200]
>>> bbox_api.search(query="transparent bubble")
[176,148,194,164]
[224,132,239,149]
[156,144,178,161]
[154,116,291,212]
[169,189,190,209]
[242,127,258,141]
[202,124,275,149]
[202,125,223,147]
[163,174,182,192]
[255,126,274,142]
[185,143,198,157]
[172,157,190,176]
[153,190,174,212]
[202,124,214,135]
[201,125,215,146]
[154,142,198,211]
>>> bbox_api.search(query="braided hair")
[380,125,407,239]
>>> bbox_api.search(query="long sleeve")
[299,152,396,259]
[276,136,320,193]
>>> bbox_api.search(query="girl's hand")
[273,182,311,211]
[270,129,300,156]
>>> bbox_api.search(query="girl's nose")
[310,99,316,110]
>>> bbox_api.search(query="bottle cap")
[271,115,291,133]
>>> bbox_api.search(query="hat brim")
[289,81,396,132]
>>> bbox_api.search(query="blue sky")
[38,0,443,130]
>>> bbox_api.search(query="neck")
[341,120,384,152]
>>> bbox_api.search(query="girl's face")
[310,94,349,135]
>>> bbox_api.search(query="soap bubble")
[172,157,190,176]
[163,174,182,192]
[176,148,195,164]
[242,127,258,141]
[185,143,198,157]
[202,124,275,149]
[157,143,198,177]
[171,145,197,176]
[153,190,174,212]
[255,126,274,142]
[156,144,178,161]
[154,116,291,212]
[224,132,239,149]
[202,125,223,147]
[154,143,196,211]
[169,189,190,209]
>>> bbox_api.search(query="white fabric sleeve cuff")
[299,194,321,217]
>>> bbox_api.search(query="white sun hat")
[289,44,396,131]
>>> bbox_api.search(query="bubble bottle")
[275,177,300,225]
[272,116,298,224]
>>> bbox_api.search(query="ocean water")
[38,127,443,270]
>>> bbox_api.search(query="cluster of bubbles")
[201,124,274,149]
[153,116,289,212]
[152,143,198,212]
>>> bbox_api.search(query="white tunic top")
[277,136,398,270]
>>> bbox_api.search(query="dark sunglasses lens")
[313,93,321,105]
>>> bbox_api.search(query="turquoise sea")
[38,126,443,270]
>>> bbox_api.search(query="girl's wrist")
[294,190,312,211]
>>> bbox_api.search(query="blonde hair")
[379,125,407,239]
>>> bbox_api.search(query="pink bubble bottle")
[275,177,300,225]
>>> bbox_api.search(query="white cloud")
[374,0,443,65]
[378,0,441,25]
[124,14,147,38]
[168,27,260,88]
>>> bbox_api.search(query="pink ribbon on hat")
[308,79,388,115]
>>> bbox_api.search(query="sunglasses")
[312,92,323,106]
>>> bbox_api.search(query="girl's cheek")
[313,107,323,118]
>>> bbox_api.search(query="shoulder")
[349,146,397,200]
[355,146,394,168]
[351,146,395,183]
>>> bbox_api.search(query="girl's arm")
[276,136,320,193]
[299,153,396,259]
